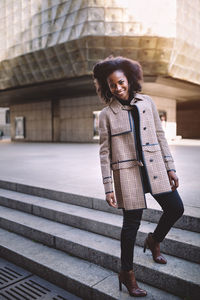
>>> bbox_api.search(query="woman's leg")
[152,190,184,242]
[121,208,143,271]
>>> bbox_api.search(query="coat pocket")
[111,128,132,137]
[111,159,143,170]
[142,143,161,152]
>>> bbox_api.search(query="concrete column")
[52,100,60,142]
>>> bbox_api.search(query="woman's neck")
[116,95,133,106]
[115,91,135,105]
[117,98,130,105]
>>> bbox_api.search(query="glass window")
[5,109,10,124]
[15,116,25,139]
[159,111,167,130]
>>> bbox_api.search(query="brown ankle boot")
[143,232,167,264]
[118,270,147,297]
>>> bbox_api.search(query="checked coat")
[98,93,176,210]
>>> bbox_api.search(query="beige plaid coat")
[99,93,176,210]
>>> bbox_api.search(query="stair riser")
[0,198,199,263]
[0,196,121,237]
[137,231,200,264]
[159,237,200,264]
[134,264,199,300]
[0,180,93,208]
[0,220,200,296]
[0,218,55,247]
[33,205,120,240]
[0,246,115,300]
[0,196,33,213]
[95,200,200,233]
[143,209,200,233]
[0,181,199,233]
[0,181,17,192]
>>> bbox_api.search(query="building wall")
[9,94,176,142]
[9,96,104,142]
[177,101,200,139]
[59,93,177,142]
[10,101,52,141]
[60,95,103,142]
[147,95,176,139]
[0,108,5,124]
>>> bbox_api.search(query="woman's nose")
[116,84,121,91]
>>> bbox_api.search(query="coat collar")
[109,93,144,114]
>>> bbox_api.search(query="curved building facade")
[0,0,200,141]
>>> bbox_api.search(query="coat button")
[146,142,149,145]
[153,176,158,179]
[143,110,145,113]
[143,127,146,130]
[150,159,153,162]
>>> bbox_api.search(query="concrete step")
[0,180,199,233]
[0,191,199,263]
[0,228,182,300]
[0,206,199,299]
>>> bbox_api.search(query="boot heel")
[118,278,122,291]
[143,239,147,253]
[144,232,167,264]
[118,270,147,296]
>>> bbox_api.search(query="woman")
[93,56,184,297]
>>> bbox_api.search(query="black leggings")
[121,190,184,271]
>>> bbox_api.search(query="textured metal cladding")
[0,0,199,90]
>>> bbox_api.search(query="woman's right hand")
[106,192,117,208]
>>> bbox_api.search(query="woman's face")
[107,70,129,100]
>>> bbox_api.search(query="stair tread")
[0,227,182,300]
[0,205,199,286]
[0,190,199,248]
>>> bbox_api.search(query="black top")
[117,98,150,193]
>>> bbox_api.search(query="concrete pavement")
[0,140,199,215]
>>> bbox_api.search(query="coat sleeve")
[98,108,114,194]
[148,96,176,172]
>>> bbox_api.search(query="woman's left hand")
[168,170,179,191]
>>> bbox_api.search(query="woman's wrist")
[105,190,113,194]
